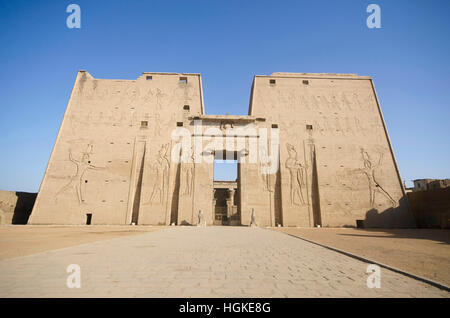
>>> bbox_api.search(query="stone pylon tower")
[29,71,415,228]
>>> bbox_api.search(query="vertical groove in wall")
[274,160,283,226]
[131,146,146,224]
[171,161,181,225]
[311,145,322,227]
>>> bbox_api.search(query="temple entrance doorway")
[213,151,240,225]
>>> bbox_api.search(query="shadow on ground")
[338,228,450,245]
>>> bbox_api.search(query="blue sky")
[0,0,449,191]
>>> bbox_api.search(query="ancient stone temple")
[29,71,415,227]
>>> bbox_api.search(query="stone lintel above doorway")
[213,181,237,189]
[188,115,265,123]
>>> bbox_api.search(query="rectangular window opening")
[306,124,313,130]
[141,121,148,127]
[269,79,276,85]
[177,122,183,127]
[179,77,188,84]
[303,80,309,85]
[183,105,190,111]
[272,124,278,129]
[146,76,152,81]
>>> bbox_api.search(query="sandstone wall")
[249,73,415,228]
[30,71,204,225]
[29,71,415,228]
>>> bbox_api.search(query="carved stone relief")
[260,147,275,192]
[55,143,104,204]
[358,148,397,208]
[285,143,307,206]
[155,88,166,109]
[181,149,195,197]
[299,94,310,110]
[146,143,170,205]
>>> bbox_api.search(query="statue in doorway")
[197,209,205,227]
[250,208,258,227]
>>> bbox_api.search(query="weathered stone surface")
[29,71,414,228]
[0,227,447,298]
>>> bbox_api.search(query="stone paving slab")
[273,227,450,286]
[0,227,448,298]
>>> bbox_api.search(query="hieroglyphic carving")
[220,121,234,132]
[110,82,124,108]
[322,116,335,136]
[260,147,275,192]
[149,113,161,136]
[340,92,352,111]
[310,113,379,137]
[313,119,326,136]
[146,143,170,205]
[321,95,332,110]
[358,148,396,208]
[312,94,322,109]
[155,88,166,109]
[164,81,199,110]
[354,117,367,136]
[182,82,195,103]
[276,90,288,108]
[343,117,354,135]
[55,143,103,204]
[351,93,362,110]
[330,95,342,111]
[142,87,154,104]
[125,86,140,108]
[334,117,344,135]
[299,94,310,110]
[111,106,126,125]
[285,143,307,206]
[286,90,297,111]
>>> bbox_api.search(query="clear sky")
[0,0,449,192]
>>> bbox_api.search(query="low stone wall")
[0,190,37,225]
[407,187,450,228]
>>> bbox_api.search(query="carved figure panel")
[146,143,170,205]
[55,143,104,204]
[357,148,397,208]
[181,150,195,197]
[285,143,307,206]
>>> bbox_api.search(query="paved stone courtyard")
[0,227,448,298]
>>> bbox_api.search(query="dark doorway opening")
[86,213,92,225]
